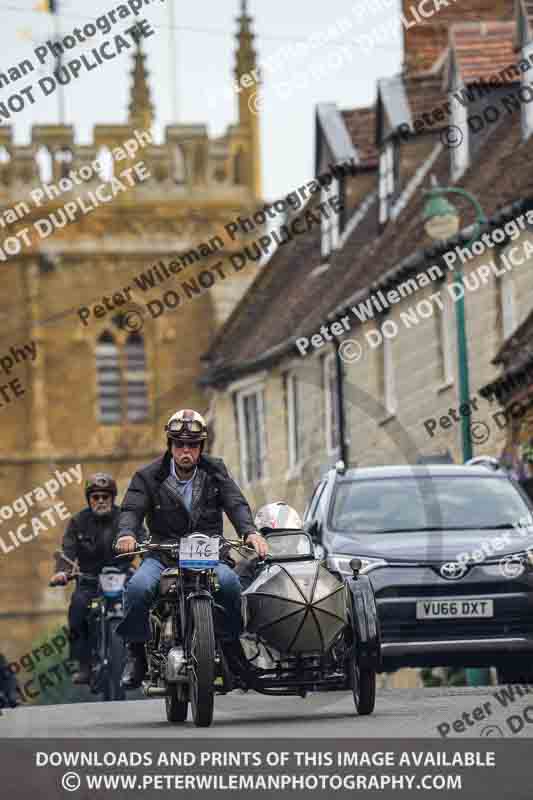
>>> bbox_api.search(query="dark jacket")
[55,505,127,576]
[0,654,18,708]
[116,452,256,552]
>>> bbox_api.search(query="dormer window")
[321,176,340,261]
[378,139,398,227]
[449,87,469,181]
[522,41,533,141]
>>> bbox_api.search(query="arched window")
[96,331,121,424]
[125,332,149,422]
[0,146,11,182]
[174,145,186,183]
[36,145,53,183]
[95,331,149,425]
[55,147,73,179]
[96,146,114,181]
[234,148,245,185]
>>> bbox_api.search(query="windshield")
[330,476,532,533]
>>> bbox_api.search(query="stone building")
[202,0,533,506]
[201,0,533,689]
[0,3,263,661]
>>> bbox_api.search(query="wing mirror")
[304,519,322,542]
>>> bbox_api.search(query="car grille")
[376,582,524,598]
[380,617,533,642]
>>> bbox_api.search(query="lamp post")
[422,186,487,463]
[423,185,489,689]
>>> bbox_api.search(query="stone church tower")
[0,3,262,661]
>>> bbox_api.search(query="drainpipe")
[335,346,349,467]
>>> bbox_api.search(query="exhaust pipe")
[143,685,168,697]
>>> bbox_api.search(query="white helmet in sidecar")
[254,502,303,532]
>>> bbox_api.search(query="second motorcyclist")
[115,408,268,689]
[49,473,131,684]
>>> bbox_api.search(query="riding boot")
[221,639,257,682]
[120,642,147,690]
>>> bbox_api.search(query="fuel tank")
[242,560,347,655]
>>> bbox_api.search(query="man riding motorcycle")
[115,408,268,689]
[49,473,131,685]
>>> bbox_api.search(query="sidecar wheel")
[166,684,188,723]
[189,598,215,727]
[350,650,376,715]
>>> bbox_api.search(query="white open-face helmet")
[465,456,501,471]
[254,502,302,532]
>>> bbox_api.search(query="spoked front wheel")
[166,683,189,723]
[189,598,215,727]
[350,648,376,715]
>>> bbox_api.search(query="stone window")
[236,384,266,485]
[499,270,517,342]
[125,332,149,422]
[96,331,121,425]
[96,330,149,425]
[286,372,305,471]
[323,353,340,455]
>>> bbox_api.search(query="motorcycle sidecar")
[239,531,381,715]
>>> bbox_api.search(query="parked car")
[303,463,533,683]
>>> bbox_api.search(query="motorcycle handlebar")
[114,537,258,559]
[49,572,97,587]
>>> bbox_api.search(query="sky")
[0,0,403,200]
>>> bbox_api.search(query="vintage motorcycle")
[119,530,381,727]
[51,552,130,702]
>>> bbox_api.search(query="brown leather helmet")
[85,473,117,503]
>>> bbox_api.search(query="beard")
[174,455,197,478]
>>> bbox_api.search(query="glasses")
[168,419,203,434]
[172,441,200,450]
[90,493,111,502]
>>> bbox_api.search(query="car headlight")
[326,554,387,576]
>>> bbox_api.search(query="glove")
[115,535,137,554]
[49,571,68,586]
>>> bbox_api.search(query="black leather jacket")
[55,506,130,575]
[115,452,255,555]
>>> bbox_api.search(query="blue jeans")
[117,558,242,643]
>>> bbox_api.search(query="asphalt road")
[2,686,533,738]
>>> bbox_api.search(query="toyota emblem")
[440,562,468,580]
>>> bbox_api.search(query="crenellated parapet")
[0,121,254,203]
